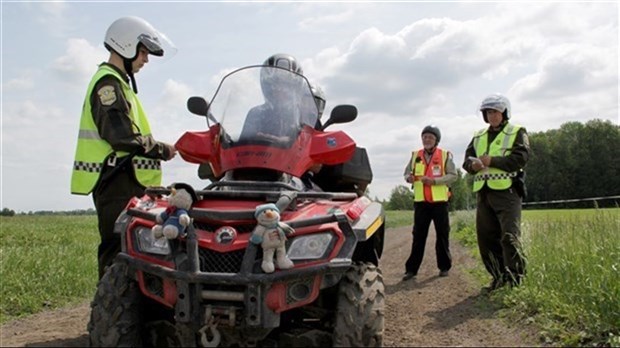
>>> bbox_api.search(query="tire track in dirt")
[382,226,539,347]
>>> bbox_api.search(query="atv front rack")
[145,185,358,202]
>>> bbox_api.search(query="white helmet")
[479,93,511,122]
[104,16,166,59]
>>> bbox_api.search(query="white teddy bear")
[249,203,295,273]
[152,183,196,240]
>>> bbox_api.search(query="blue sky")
[1,1,618,212]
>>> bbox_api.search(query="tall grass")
[451,208,620,346]
[385,210,413,229]
[511,208,620,346]
[451,210,494,284]
[0,215,98,324]
[451,210,478,249]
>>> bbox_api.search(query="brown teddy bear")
[152,183,197,239]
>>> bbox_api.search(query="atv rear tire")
[88,261,143,347]
[332,262,385,347]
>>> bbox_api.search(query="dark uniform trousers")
[92,161,144,279]
[476,187,526,283]
[405,201,452,274]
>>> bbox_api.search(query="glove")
[162,143,177,161]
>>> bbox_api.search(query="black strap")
[100,150,139,183]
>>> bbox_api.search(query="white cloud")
[150,79,203,140]
[2,99,76,213]
[160,79,196,110]
[1,2,617,211]
[509,41,618,130]
[307,3,618,200]
[51,38,107,85]
[302,47,347,83]
[512,44,616,99]
[3,73,35,91]
[33,1,72,38]
[2,100,72,157]
[318,14,538,116]
[298,10,354,31]
[41,1,67,16]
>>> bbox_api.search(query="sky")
[1,1,618,213]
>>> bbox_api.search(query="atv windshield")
[207,66,319,149]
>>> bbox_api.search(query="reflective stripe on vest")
[472,123,521,192]
[412,148,449,202]
[70,64,162,195]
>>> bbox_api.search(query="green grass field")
[1,209,618,346]
[385,210,413,229]
[0,215,98,323]
[512,208,620,346]
[449,207,620,347]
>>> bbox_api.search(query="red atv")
[88,65,385,347]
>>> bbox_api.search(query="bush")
[1,208,15,217]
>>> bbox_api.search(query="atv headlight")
[135,227,171,255]
[287,233,333,260]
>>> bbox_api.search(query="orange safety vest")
[412,148,450,202]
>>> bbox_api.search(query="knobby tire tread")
[88,262,143,347]
[333,262,385,347]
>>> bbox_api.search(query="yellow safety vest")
[412,148,449,202]
[472,123,521,192]
[71,64,162,195]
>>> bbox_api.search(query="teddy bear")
[249,203,295,273]
[152,183,197,240]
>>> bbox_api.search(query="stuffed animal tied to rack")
[152,183,198,239]
[249,203,295,273]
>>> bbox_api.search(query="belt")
[474,172,517,181]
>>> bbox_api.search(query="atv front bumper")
[115,211,358,329]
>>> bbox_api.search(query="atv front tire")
[88,261,143,347]
[332,262,385,347]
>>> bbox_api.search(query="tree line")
[0,208,96,216]
[384,119,620,210]
[3,120,617,215]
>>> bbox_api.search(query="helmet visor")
[138,33,164,56]
[138,31,177,59]
[480,101,506,113]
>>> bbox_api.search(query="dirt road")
[0,226,540,347]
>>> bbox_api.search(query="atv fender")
[350,202,384,241]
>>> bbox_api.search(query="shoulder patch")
[97,85,117,106]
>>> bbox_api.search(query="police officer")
[71,16,177,279]
[402,125,457,281]
[462,93,530,291]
